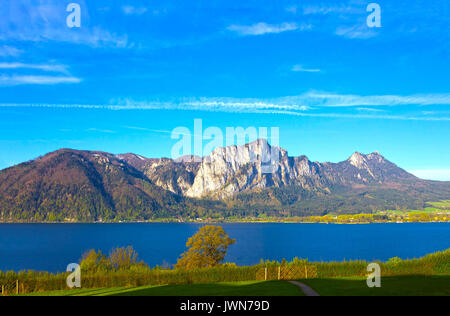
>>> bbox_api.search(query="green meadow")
[21,281,304,296]
[19,276,450,296]
[301,275,450,296]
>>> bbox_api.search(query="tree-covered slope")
[0,149,182,221]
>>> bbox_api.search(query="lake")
[0,223,449,273]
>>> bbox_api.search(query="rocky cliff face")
[121,139,418,199]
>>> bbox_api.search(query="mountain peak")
[348,152,367,168]
[350,151,364,157]
[367,151,388,163]
[348,151,390,168]
[249,138,269,146]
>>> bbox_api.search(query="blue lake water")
[0,223,449,273]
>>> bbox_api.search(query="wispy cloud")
[0,75,82,85]
[0,45,23,57]
[122,6,148,15]
[227,22,310,36]
[1,91,450,120]
[303,4,360,15]
[292,65,321,73]
[335,25,378,39]
[0,1,129,48]
[0,63,69,74]
[296,3,378,40]
[1,102,449,122]
[285,91,450,107]
[86,128,115,134]
[260,111,450,121]
[0,60,80,85]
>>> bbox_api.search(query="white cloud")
[227,22,309,36]
[0,2,129,48]
[292,65,321,73]
[0,102,447,121]
[336,25,378,39]
[409,170,450,181]
[122,6,148,15]
[263,111,450,121]
[282,91,450,107]
[33,27,129,48]
[0,75,82,85]
[0,62,79,85]
[0,62,69,74]
[303,5,359,15]
[1,91,450,121]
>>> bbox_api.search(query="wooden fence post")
[278,266,281,280]
[264,268,267,281]
[16,280,19,295]
[1,284,4,296]
[305,266,308,279]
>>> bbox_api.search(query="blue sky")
[0,0,449,180]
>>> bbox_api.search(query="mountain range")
[1,139,449,222]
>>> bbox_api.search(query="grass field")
[22,280,304,296]
[20,276,450,296]
[302,275,450,296]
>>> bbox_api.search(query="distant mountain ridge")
[0,139,449,222]
[122,139,418,198]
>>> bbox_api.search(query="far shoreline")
[0,220,449,225]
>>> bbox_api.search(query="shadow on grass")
[301,275,450,296]
[70,288,136,296]
[108,281,305,297]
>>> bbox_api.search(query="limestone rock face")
[186,139,284,198]
[118,139,418,199]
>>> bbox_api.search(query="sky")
[0,0,449,180]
